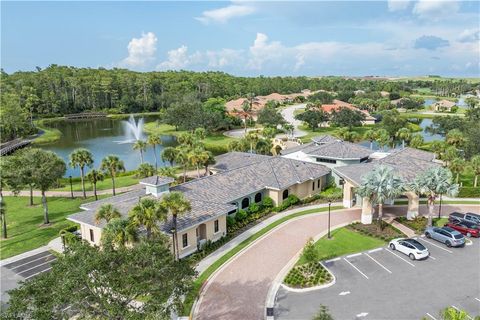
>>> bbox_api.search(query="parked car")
[424,226,466,247]
[445,220,480,238]
[389,238,429,260]
[449,212,480,225]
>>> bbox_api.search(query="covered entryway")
[196,223,207,242]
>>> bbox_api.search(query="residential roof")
[211,152,271,172]
[140,176,175,186]
[333,148,438,186]
[319,101,375,120]
[434,99,456,108]
[281,135,373,160]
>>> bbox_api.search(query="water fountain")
[121,115,145,143]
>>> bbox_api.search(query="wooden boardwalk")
[65,112,106,120]
[0,139,31,156]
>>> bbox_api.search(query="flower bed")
[284,262,332,288]
[395,217,447,234]
[347,221,404,241]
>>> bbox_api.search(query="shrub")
[226,215,236,227]
[135,163,156,178]
[261,197,274,209]
[302,238,319,263]
[248,203,260,214]
[235,209,247,221]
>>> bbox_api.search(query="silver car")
[424,226,465,247]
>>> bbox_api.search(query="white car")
[389,238,429,260]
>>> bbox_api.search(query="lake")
[39,116,176,177]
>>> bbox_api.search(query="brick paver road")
[194,203,479,320]
[195,207,361,320]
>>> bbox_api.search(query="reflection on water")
[39,116,177,177]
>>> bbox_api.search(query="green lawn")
[296,227,385,265]
[143,122,236,154]
[0,196,102,259]
[53,173,140,192]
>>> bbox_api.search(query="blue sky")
[1,1,479,77]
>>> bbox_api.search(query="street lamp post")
[328,200,332,239]
[438,194,443,219]
[69,175,74,199]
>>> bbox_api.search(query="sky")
[1,1,479,77]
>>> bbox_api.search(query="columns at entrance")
[361,197,373,224]
[405,191,419,220]
[342,181,354,208]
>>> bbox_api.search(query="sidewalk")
[3,183,142,198]
[196,202,342,274]
[384,216,416,238]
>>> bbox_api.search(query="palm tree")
[101,218,138,248]
[408,166,459,226]
[86,169,104,201]
[95,203,121,225]
[335,127,350,141]
[175,147,189,183]
[0,196,7,239]
[376,130,391,151]
[161,146,177,167]
[446,129,465,148]
[129,198,167,239]
[363,129,377,150]
[69,148,94,198]
[357,165,405,223]
[245,130,260,153]
[202,151,216,176]
[396,127,411,149]
[147,134,162,170]
[188,148,209,178]
[241,100,252,134]
[160,191,191,260]
[133,140,148,164]
[158,166,177,180]
[470,155,480,187]
[100,155,125,196]
[409,134,424,148]
[448,158,465,183]
[443,146,458,167]
[430,141,447,160]
[256,139,272,155]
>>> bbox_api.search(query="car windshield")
[442,227,455,233]
[454,234,464,239]
[405,239,426,250]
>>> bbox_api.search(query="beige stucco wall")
[267,178,325,206]
[79,223,102,246]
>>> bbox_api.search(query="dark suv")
[449,212,480,226]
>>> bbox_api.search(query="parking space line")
[475,298,480,302]
[364,253,392,274]
[368,248,383,253]
[346,253,362,258]
[385,249,415,267]
[10,254,54,271]
[24,267,52,280]
[417,238,453,253]
[426,313,438,320]
[342,258,369,279]
[17,258,56,277]
[429,255,437,260]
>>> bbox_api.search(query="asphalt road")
[275,236,480,320]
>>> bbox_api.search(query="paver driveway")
[194,204,479,320]
[194,208,361,320]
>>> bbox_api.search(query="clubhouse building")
[68,135,440,257]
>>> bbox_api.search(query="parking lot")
[1,250,56,304]
[275,236,480,319]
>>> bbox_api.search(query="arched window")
[254,192,262,203]
[241,197,250,209]
[282,189,289,200]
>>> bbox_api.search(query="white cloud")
[157,45,203,70]
[121,32,157,68]
[196,4,255,24]
[206,49,243,67]
[412,0,459,20]
[458,28,480,43]
[387,0,411,12]
[247,33,285,70]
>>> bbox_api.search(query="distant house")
[317,100,376,126]
[432,99,456,112]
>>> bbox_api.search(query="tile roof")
[211,152,271,172]
[69,153,330,233]
[281,135,373,160]
[333,148,439,186]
